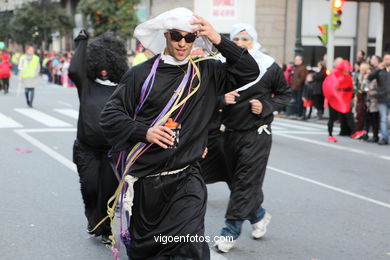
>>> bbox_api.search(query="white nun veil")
[134,8,214,56]
[230,23,275,92]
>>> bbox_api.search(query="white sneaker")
[251,212,272,239]
[214,236,236,253]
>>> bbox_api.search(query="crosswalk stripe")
[14,108,72,127]
[54,108,79,119]
[270,125,286,130]
[275,118,327,129]
[273,131,324,135]
[275,118,341,131]
[272,121,320,131]
[0,112,23,128]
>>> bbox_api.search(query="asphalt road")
[0,76,389,260]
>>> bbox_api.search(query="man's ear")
[164,32,168,39]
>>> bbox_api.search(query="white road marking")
[267,166,390,209]
[274,118,342,132]
[273,119,390,160]
[54,108,79,119]
[14,108,72,127]
[275,132,379,156]
[270,125,286,130]
[272,121,320,131]
[0,113,23,128]
[14,128,77,173]
[58,101,73,107]
[275,118,329,129]
[273,131,325,135]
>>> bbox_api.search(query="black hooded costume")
[99,35,259,259]
[221,62,291,220]
[68,30,128,241]
[202,61,291,220]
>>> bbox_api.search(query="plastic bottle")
[164,118,180,149]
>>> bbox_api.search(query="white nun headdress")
[134,7,213,55]
[230,23,275,92]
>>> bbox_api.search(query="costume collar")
[234,48,274,92]
[95,78,118,86]
[161,52,189,66]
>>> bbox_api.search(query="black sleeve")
[258,65,292,118]
[367,68,380,81]
[302,83,308,99]
[216,96,226,109]
[100,69,150,151]
[212,35,260,94]
[69,30,88,97]
[314,70,326,82]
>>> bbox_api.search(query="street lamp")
[294,0,304,56]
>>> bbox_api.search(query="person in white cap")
[100,8,259,260]
[208,23,291,253]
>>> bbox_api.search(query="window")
[302,45,351,67]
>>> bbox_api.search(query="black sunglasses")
[168,31,197,43]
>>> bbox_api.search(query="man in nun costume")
[99,8,259,260]
[210,23,292,253]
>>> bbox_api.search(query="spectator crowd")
[283,50,390,145]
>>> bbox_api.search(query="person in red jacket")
[323,59,365,142]
[0,53,12,94]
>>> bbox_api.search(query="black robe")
[68,33,119,236]
[205,63,291,220]
[223,63,291,130]
[99,35,259,259]
[200,98,231,184]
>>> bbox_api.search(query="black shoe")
[101,234,112,245]
[86,224,95,235]
[361,134,369,141]
[378,139,389,145]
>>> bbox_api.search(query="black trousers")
[73,139,118,236]
[364,112,380,138]
[128,164,209,260]
[1,78,9,94]
[223,128,272,220]
[312,94,324,114]
[55,75,61,85]
[292,90,303,117]
[355,93,367,131]
[24,88,34,106]
[328,105,355,136]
